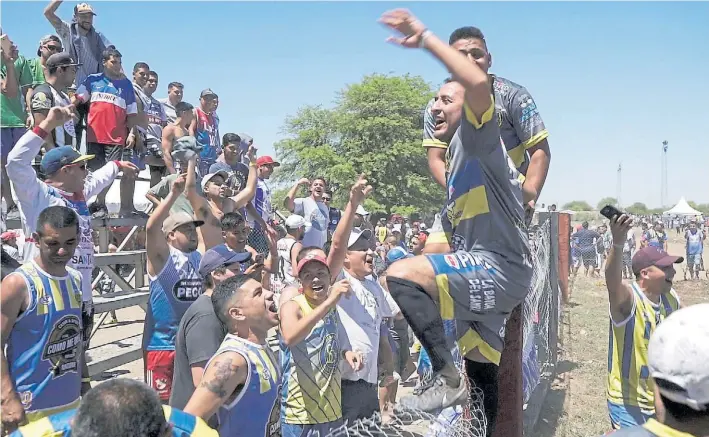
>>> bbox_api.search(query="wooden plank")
[87,333,143,377]
[94,250,146,267]
[93,288,149,314]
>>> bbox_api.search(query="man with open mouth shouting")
[184,274,281,437]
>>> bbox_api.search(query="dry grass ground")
[532,233,707,437]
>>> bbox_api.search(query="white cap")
[392,224,402,233]
[200,171,229,192]
[285,214,305,229]
[649,303,709,411]
[356,204,369,216]
[347,228,372,248]
[419,223,427,230]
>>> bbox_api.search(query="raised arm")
[1,274,29,433]
[284,178,309,213]
[146,174,186,277]
[183,351,247,422]
[1,51,19,99]
[43,0,65,31]
[379,9,490,122]
[605,214,635,323]
[327,175,373,280]
[185,157,222,251]
[232,145,258,208]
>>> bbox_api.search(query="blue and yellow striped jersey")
[281,295,343,424]
[607,283,680,410]
[6,261,83,422]
[10,405,218,437]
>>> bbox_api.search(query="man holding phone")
[604,211,682,429]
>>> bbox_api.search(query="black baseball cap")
[46,53,81,70]
[198,244,252,277]
[200,88,218,98]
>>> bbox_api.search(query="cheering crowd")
[2,3,708,437]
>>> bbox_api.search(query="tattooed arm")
[183,351,248,421]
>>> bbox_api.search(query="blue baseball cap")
[386,246,413,266]
[40,146,94,176]
[198,244,252,277]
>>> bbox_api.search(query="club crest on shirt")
[43,315,81,377]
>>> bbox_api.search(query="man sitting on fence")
[5,105,138,356]
[378,11,533,436]
[1,206,89,434]
[605,214,682,429]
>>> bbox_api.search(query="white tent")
[664,197,701,216]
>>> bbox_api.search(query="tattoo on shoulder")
[199,358,239,398]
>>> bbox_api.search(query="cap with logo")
[631,247,684,275]
[386,246,413,266]
[198,244,252,277]
[295,253,329,276]
[355,205,369,216]
[200,88,218,98]
[256,156,280,167]
[285,214,306,229]
[162,212,204,236]
[649,303,709,411]
[200,171,229,193]
[74,3,96,15]
[46,53,81,70]
[40,146,94,176]
[347,228,372,249]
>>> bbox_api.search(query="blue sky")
[2,1,708,208]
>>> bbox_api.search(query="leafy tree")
[274,74,444,215]
[695,203,709,215]
[596,197,618,211]
[562,200,593,211]
[626,202,649,215]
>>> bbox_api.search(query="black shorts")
[581,251,597,268]
[87,142,127,171]
[149,164,168,179]
[341,379,379,423]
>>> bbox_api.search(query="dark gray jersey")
[441,98,530,260]
[423,75,548,175]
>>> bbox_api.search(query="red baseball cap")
[296,254,328,276]
[631,247,684,275]
[256,156,280,167]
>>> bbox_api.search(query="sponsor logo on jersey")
[43,315,82,377]
[173,279,203,301]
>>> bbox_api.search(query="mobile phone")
[600,204,624,220]
[0,35,12,55]
[255,254,265,265]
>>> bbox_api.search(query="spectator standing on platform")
[1,206,89,433]
[189,88,220,176]
[23,35,63,125]
[161,102,193,174]
[159,81,183,124]
[1,35,31,218]
[130,62,152,173]
[144,70,169,186]
[605,214,682,429]
[276,214,306,287]
[43,1,112,89]
[1,231,20,262]
[285,177,330,249]
[72,47,140,218]
[209,133,249,193]
[6,106,137,354]
[248,155,279,254]
[29,53,78,151]
[169,244,251,425]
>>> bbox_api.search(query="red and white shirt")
[76,73,137,146]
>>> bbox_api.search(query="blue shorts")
[425,250,532,364]
[687,253,702,267]
[607,401,654,430]
[1,127,26,161]
[282,420,344,437]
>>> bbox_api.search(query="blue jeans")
[608,401,654,429]
[282,420,344,437]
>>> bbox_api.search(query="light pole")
[661,141,668,207]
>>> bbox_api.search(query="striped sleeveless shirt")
[281,294,343,424]
[607,283,680,411]
[6,261,83,422]
[145,246,203,351]
[208,334,281,437]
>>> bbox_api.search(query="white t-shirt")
[336,270,398,384]
[624,229,635,253]
[294,197,329,249]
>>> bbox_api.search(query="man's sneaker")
[395,373,467,413]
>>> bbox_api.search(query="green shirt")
[1,55,33,128]
[26,58,46,86]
